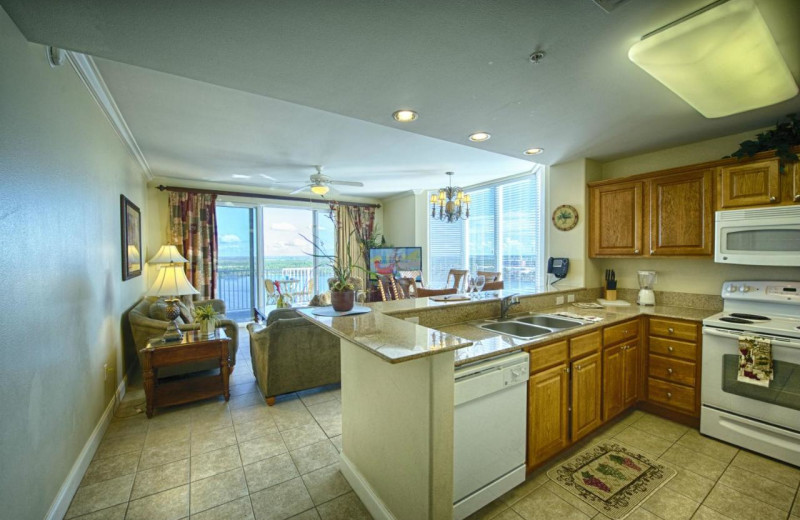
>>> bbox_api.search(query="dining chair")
[446,269,469,292]
[416,287,458,298]
[477,270,502,283]
[482,280,504,291]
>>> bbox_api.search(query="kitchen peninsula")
[300,289,718,520]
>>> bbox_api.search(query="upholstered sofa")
[129,297,239,376]
[246,308,340,405]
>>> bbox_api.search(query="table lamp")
[147,245,199,342]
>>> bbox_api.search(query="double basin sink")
[479,314,586,339]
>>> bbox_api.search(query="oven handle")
[703,326,800,348]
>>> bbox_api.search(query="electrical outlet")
[103,363,108,382]
[404,316,420,324]
[567,294,575,303]
[555,295,565,305]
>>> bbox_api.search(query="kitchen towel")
[738,335,773,387]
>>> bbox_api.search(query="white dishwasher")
[453,351,529,520]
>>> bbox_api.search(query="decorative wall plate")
[552,204,579,231]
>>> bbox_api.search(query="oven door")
[702,326,800,431]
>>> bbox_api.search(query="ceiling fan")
[286,166,364,196]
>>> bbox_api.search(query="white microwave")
[715,206,800,266]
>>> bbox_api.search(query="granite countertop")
[444,304,717,366]
[297,307,474,364]
[299,290,717,365]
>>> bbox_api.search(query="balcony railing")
[217,264,334,322]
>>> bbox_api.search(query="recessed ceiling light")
[392,109,418,122]
[523,148,544,156]
[232,174,251,179]
[468,132,491,142]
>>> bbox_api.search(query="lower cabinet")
[528,363,569,467]
[604,341,640,420]
[571,352,602,442]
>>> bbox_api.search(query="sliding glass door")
[216,205,257,322]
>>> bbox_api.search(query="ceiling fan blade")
[328,180,364,187]
[289,185,310,195]
[259,174,278,181]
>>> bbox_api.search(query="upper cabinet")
[717,159,780,209]
[589,152,799,259]
[589,180,643,257]
[649,169,714,256]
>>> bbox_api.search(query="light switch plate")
[567,294,575,303]
[556,296,565,305]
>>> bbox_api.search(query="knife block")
[604,289,617,301]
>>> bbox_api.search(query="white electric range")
[701,281,800,465]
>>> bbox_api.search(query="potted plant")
[274,281,292,308]
[192,303,218,338]
[304,225,366,312]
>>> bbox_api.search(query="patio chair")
[265,279,278,305]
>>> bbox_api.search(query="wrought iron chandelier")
[430,172,470,223]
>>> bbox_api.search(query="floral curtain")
[169,192,218,299]
[347,206,376,268]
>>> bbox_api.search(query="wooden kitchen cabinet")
[571,352,602,442]
[649,169,714,256]
[528,363,570,469]
[589,180,643,256]
[793,163,800,203]
[717,158,780,209]
[603,344,624,420]
[602,318,641,421]
[623,341,640,408]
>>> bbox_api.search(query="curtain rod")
[155,185,380,209]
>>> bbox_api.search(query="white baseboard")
[45,375,128,520]
[339,453,397,520]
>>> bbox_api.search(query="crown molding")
[65,51,152,180]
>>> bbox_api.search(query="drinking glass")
[475,275,486,298]
[466,275,476,297]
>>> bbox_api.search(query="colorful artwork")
[369,247,422,276]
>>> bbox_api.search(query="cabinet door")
[718,159,780,209]
[571,352,603,442]
[649,169,713,256]
[589,181,643,256]
[528,364,569,468]
[603,345,624,421]
[623,341,640,407]
[793,163,800,204]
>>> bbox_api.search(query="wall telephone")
[547,257,569,279]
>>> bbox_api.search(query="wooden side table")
[141,329,231,418]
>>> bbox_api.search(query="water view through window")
[216,205,335,322]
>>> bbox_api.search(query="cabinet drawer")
[649,336,697,361]
[648,378,696,414]
[648,354,696,387]
[529,340,568,373]
[604,319,639,345]
[649,318,697,342]
[570,330,601,359]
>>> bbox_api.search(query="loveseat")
[246,308,340,405]
[129,297,239,376]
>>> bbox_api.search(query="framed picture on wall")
[121,195,142,280]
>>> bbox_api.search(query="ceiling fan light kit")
[310,184,330,195]
[628,0,798,118]
[430,171,469,223]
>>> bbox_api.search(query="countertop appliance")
[637,270,657,306]
[453,351,529,520]
[701,281,800,465]
[715,206,800,266]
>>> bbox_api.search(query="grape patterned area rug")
[547,442,677,520]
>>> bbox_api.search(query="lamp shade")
[149,244,189,264]
[146,264,199,297]
[629,0,798,118]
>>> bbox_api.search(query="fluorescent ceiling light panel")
[629,0,798,118]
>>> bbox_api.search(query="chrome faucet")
[500,294,520,319]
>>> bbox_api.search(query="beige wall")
[595,128,800,294]
[0,8,148,520]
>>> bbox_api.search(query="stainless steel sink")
[479,321,552,339]
[514,315,583,330]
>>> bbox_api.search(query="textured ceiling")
[4,0,800,194]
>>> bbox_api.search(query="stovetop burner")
[719,316,753,324]
[729,313,771,321]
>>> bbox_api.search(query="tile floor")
[66,334,800,520]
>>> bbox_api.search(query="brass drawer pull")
[576,365,582,371]
[668,327,675,334]
[667,368,673,375]
[666,392,672,399]
[668,346,674,352]
[770,196,777,203]
[634,249,640,254]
